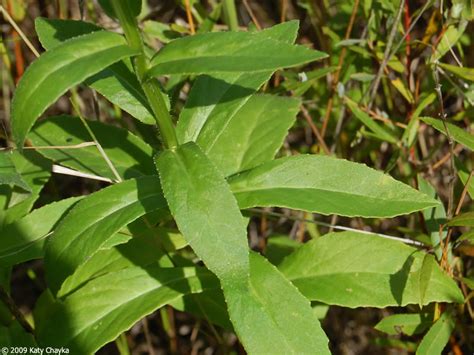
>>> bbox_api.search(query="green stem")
[222,0,239,31]
[110,1,178,149]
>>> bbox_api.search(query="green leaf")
[0,151,51,226]
[418,255,434,307]
[11,31,140,148]
[35,17,101,49]
[448,212,474,227]
[143,20,182,43]
[197,2,222,34]
[86,62,155,125]
[402,93,436,147]
[252,20,300,43]
[224,253,330,354]
[98,0,142,19]
[376,52,405,73]
[413,94,437,121]
[374,337,418,352]
[265,235,302,265]
[201,94,299,176]
[0,321,36,347]
[147,27,327,77]
[58,225,185,297]
[451,0,473,20]
[350,72,375,82]
[35,18,155,125]
[0,151,30,191]
[345,98,398,143]
[391,78,414,103]
[177,73,272,144]
[176,21,300,145]
[155,142,249,282]
[455,157,474,199]
[416,312,455,355]
[375,313,433,336]
[169,289,233,330]
[57,222,185,297]
[458,230,474,244]
[229,155,439,218]
[44,176,167,294]
[29,115,155,180]
[156,143,329,353]
[279,231,464,308]
[439,62,474,81]
[420,117,474,150]
[417,176,448,260]
[0,197,81,267]
[36,266,219,354]
[283,67,336,96]
[312,303,330,320]
[431,21,467,61]
[462,277,474,289]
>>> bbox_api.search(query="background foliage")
[0,0,473,354]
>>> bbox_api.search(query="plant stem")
[111,1,178,149]
[367,0,405,110]
[0,286,34,335]
[222,0,239,31]
[320,0,359,137]
[243,0,261,30]
[0,5,40,58]
[432,63,456,220]
[184,0,196,34]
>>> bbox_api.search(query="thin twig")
[2,6,122,184]
[456,269,474,319]
[438,67,474,106]
[367,0,405,110]
[440,227,453,272]
[0,142,97,151]
[328,214,338,233]
[70,96,122,183]
[52,164,113,183]
[330,105,347,154]
[431,144,463,171]
[166,307,178,353]
[280,0,288,23]
[300,105,331,155]
[142,317,156,355]
[248,208,426,247]
[0,286,34,335]
[321,0,360,137]
[390,0,433,61]
[184,0,195,35]
[432,62,456,219]
[243,0,261,30]
[439,149,470,272]
[454,170,473,216]
[0,5,40,58]
[363,105,408,128]
[0,44,12,140]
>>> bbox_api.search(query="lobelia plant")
[0,0,466,353]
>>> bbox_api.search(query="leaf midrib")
[231,185,433,205]
[245,281,294,353]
